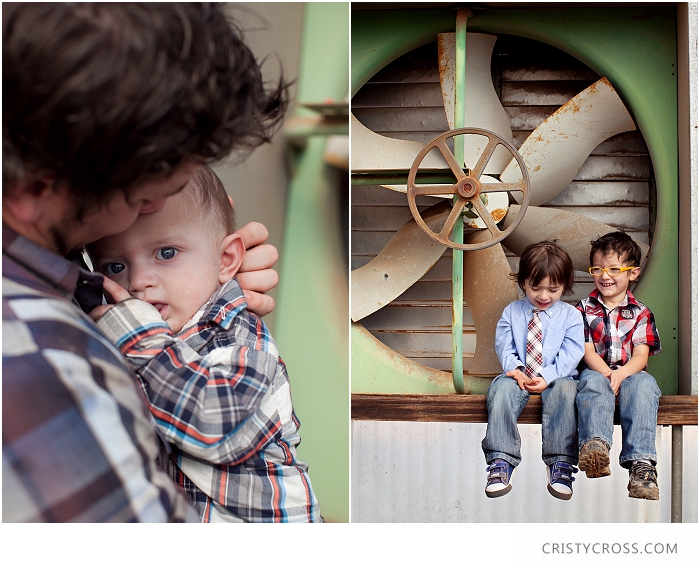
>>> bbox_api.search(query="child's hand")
[608,369,626,396]
[89,276,132,322]
[523,377,547,394]
[506,369,530,390]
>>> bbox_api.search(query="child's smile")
[524,276,564,311]
[591,250,640,308]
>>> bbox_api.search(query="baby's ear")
[219,233,245,284]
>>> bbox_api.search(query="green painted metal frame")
[351,6,679,395]
[451,9,468,394]
[276,2,349,522]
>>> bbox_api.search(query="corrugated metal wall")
[351,421,698,523]
[351,36,653,371]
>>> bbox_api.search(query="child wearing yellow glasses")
[575,231,661,500]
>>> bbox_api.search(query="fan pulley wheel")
[407,127,530,251]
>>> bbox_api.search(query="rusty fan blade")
[500,78,637,207]
[438,32,514,174]
[463,230,518,376]
[501,206,650,270]
[351,201,451,321]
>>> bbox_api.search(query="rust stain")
[490,208,507,222]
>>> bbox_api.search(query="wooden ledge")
[351,394,698,426]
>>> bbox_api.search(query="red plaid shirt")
[576,289,661,369]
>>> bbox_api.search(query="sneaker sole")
[547,484,573,501]
[628,485,660,500]
[578,450,611,478]
[485,483,512,498]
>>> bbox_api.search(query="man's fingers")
[237,221,269,251]
[239,244,279,273]
[102,276,131,303]
[242,290,276,317]
[236,269,279,294]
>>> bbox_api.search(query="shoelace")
[631,462,657,481]
[551,462,578,483]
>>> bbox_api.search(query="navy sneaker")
[485,459,515,498]
[547,461,578,500]
[579,438,611,478]
[628,461,659,500]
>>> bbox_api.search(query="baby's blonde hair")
[181,165,236,237]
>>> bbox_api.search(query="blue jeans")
[576,368,660,468]
[482,374,578,467]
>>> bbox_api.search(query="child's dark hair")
[512,241,575,295]
[3,3,288,212]
[182,166,235,236]
[589,231,642,267]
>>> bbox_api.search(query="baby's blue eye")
[105,262,125,275]
[156,247,178,260]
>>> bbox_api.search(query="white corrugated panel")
[351,421,698,523]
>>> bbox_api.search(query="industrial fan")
[350,10,662,393]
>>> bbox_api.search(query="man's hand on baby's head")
[88,277,133,322]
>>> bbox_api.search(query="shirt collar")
[184,278,249,331]
[522,297,560,318]
[588,288,638,310]
[2,224,103,308]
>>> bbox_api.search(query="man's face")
[56,162,201,253]
[89,192,224,334]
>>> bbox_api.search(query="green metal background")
[351,6,679,395]
[276,2,349,522]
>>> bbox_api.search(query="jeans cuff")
[620,454,657,468]
[485,452,520,467]
[543,456,578,467]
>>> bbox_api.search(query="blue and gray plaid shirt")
[2,225,197,522]
[96,279,321,523]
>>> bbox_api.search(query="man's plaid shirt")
[576,289,661,369]
[2,226,197,522]
[97,279,321,523]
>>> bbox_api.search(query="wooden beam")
[351,393,698,426]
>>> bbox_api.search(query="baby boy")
[89,166,321,522]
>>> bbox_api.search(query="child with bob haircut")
[482,241,584,500]
[576,231,661,500]
[88,166,321,522]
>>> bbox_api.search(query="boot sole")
[628,485,659,500]
[579,450,611,478]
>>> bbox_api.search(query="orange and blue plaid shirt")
[576,289,661,369]
[2,225,197,522]
[96,279,321,523]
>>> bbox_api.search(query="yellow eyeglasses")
[588,266,638,277]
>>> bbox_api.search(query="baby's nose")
[128,266,157,293]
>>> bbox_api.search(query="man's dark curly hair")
[589,231,642,267]
[3,3,288,208]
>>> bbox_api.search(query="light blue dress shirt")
[494,298,585,384]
